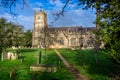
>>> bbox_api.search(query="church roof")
[47,26,95,33]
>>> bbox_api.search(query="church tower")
[32,9,48,48]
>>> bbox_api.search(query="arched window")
[71,38,77,46]
[87,37,93,47]
[37,16,40,19]
[79,37,84,47]
[58,37,64,45]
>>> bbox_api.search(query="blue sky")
[0,0,96,31]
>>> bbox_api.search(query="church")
[32,10,96,49]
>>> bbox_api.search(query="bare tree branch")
[0,0,28,15]
[21,0,29,9]
[51,0,70,24]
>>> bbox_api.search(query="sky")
[0,0,96,31]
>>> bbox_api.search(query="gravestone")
[1,52,18,61]
[30,51,57,72]
[30,64,57,72]
[7,52,18,60]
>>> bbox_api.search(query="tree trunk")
[44,28,48,62]
[94,1,101,64]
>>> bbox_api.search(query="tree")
[11,24,24,47]
[0,18,8,52]
[99,0,120,63]
[80,0,120,63]
[1,0,120,63]
[0,18,24,53]
[24,30,32,47]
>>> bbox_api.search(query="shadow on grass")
[0,49,75,80]
[19,49,38,53]
[0,53,2,60]
[18,56,26,59]
[31,72,60,80]
[37,49,75,80]
[74,49,120,79]
[53,48,120,79]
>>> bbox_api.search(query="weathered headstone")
[7,52,18,60]
[30,64,57,72]
[1,52,18,61]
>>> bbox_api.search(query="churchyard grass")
[0,48,74,80]
[57,49,119,80]
[1,48,119,80]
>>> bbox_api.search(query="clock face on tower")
[37,16,40,19]
[36,15,42,20]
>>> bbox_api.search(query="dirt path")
[54,49,88,80]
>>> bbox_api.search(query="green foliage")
[0,18,33,53]
[0,71,10,80]
[0,18,24,52]
[23,30,32,47]
[0,49,74,80]
[0,18,9,49]
[98,0,120,63]
[79,0,120,63]
[58,49,119,80]
[16,69,31,80]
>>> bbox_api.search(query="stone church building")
[32,10,96,49]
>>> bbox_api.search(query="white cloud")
[30,1,43,7]
[17,15,33,30]
[48,9,96,27]
[0,6,96,31]
[0,13,33,31]
[0,13,13,20]
[49,0,78,10]
[67,1,78,9]
[49,0,64,7]
[35,2,43,7]
[31,2,44,11]
[47,0,96,27]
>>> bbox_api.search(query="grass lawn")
[57,49,120,80]
[0,48,75,80]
